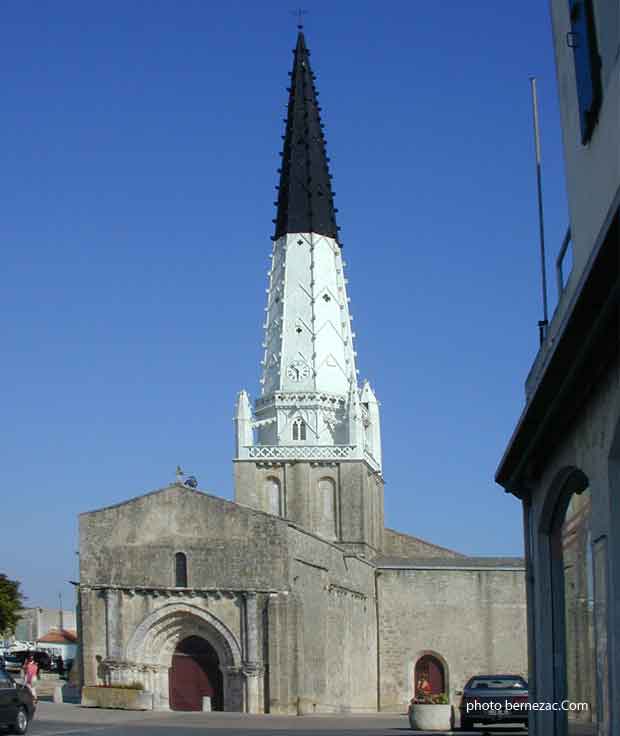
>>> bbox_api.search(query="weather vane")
[291,8,307,30]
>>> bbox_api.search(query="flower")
[411,692,449,705]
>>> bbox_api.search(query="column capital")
[242,662,264,678]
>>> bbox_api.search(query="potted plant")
[408,692,453,731]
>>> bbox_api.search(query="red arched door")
[414,654,446,696]
[169,635,223,711]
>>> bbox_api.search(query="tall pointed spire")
[234,30,382,480]
[274,32,339,241]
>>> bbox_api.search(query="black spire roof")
[273,32,339,242]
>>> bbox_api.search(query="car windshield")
[468,677,527,690]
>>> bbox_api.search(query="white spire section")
[235,232,382,473]
[233,31,381,472]
[360,380,382,468]
[262,232,356,396]
[234,390,254,456]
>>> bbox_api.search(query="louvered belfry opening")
[274,32,339,241]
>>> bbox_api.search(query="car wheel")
[10,706,29,735]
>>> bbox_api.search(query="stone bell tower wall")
[234,459,384,556]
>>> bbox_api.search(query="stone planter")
[82,686,154,711]
[408,703,452,731]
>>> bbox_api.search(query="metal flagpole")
[529,77,549,345]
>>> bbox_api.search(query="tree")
[0,574,24,637]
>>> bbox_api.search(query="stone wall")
[234,460,384,556]
[80,485,289,590]
[266,525,378,714]
[376,564,527,712]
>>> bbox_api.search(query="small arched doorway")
[169,635,224,711]
[414,654,446,696]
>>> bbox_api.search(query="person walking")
[22,654,38,701]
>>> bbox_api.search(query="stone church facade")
[77,30,527,715]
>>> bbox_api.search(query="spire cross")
[291,8,307,30]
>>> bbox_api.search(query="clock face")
[287,361,311,381]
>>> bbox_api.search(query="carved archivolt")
[125,601,242,669]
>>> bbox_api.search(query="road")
[28,703,529,736]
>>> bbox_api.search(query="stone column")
[223,666,245,712]
[103,588,121,659]
[245,592,258,662]
[244,592,262,713]
[79,586,98,686]
[244,664,264,714]
[155,667,170,711]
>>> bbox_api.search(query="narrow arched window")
[264,476,281,516]
[175,552,188,588]
[293,418,306,441]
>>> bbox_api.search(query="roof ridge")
[384,527,466,557]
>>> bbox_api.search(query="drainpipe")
[375,571,381,712]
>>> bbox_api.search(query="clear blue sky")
[2,1,568,610]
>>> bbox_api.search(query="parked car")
[458,674,528,731]
[9,651,53,673]
[2,656,22,674]
[0,670,36,734]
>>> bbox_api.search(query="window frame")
[567,0,603,144]
[292,417,306,441]
[174,551,188,588]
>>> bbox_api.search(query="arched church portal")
[170,635,223,711]
[414,653,446,696]
[125,602,244,712]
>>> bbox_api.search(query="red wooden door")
[169,653,214,711]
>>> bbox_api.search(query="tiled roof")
[36,628,78,644]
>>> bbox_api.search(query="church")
[77,30,526,716]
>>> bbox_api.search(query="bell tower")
[234,31,384,557]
